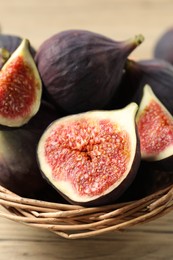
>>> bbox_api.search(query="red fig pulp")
[37,103,140,206]
[0,39,42,127]
[136,85,173,170]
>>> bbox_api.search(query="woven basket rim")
[1,184,173,239]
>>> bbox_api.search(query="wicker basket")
[1,183,173,239]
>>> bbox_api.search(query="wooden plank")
[1,213,173,259]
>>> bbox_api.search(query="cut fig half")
[136,84,173,168]
[0,39,42,127]
[37,103,140,206]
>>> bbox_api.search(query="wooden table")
[0,0,173,259]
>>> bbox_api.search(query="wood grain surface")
[0,0,173,259]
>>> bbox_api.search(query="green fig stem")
[123,34,145,56]
[0,48,11,67]
[133,34,145,46]
[1,38,31,71]
[0,48,10,60]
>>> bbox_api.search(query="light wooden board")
[1,212,173,259]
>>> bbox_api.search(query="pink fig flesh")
[0,56,37,118]
[0,39,42,127]
[136,85,173,172]
[37,103,140,206]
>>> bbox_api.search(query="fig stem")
[133,34,145,46]
[123,34,144,56]
[0,48,10,60]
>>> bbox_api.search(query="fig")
[0,100,59,198]
[154,27,173,65]
[22,100,62,131]
[35,29,144,114]
[120,161,173,201]
[37,103,140,206]
[0,129,46,197]
[136,84,173,171]
[0,34,36,68]
[119,59,173,114]
[0,39,42,127]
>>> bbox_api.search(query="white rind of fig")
[136,84,173,161]
[37,102,140,206]
[0,39,42,127]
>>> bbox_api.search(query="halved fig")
[0,39,42,127]
[136,84,173,171]
[37,103,140,206]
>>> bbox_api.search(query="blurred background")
[0,0,173,59]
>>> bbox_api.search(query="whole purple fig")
[0,129,46,197]
[154,27,173,65]
[0,101,59,198]
[0,34,36,68]
[35,29,144,114]
[115,58,173,114]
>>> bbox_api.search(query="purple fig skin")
[145,156,173,172]
[35,29,144,114]
[117,59,173,114]
[0,129,46,198]
[23,100,62,131]
[120,161,173,202]
[0,34,36,68]
[0,100,61,131]
[117,162,150,202]
[0,101,60,198]
[154,28,173,65]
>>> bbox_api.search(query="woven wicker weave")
[1,183,173,239]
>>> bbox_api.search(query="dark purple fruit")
[23,100,62,131]
[35,29,144,114]
[0,129,46,198]
[136,85,173,171]
[37,103,140,206]
[0,100,59,198]
[0,39,42,128]
[120,161,173,202]
[154,27,173,65]
[118,59,173,115]
[0,34,36,68]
